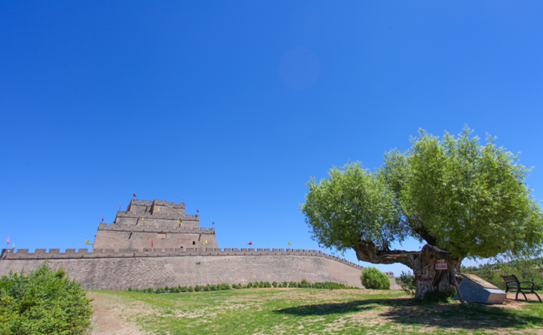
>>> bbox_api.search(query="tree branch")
[353,240,420,268]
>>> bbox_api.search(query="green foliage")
[0,263,93,335]
[361,267,391,289]
[187,286,194,292]
[461,257,543,290]
[272,281,278,288]
[289,281,298,288]
[246,282,253,288]
[301,126,543,264]
[397,271,416,295]
[263,281,271,288]
[397,127,543,259]
[301,161,399,251]
[220,283,231,290]
[299,279,311,288]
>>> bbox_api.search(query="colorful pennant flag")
[178,220,182,225]
[288,241,291,246]
[158,207,160,212]
[319,244,321,248]
[202,240,208,245]
[151,239,154,247]
[196,209,199,213]
[248,241,252,245]
[86,239,93,245]
[12,244,15,249]
[133,193,137,197]
[102,216,104,222]
[142,218,145,224]
[6,237,9,244]
[341,252,344,255]
[212,221,214,225]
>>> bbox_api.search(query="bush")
[282,281,288,288]
[300,279,310,288]
[397,271,416,295]
[246,282,252,288]
[289,281,298,288]
[361,267,390,289]
[220,283,231,290]
[188,286,194,292]
[155,287,166,294]
[263,281,271,288]
[0,263,93,334]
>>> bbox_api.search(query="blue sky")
[1,1,543,276]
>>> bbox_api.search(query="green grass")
[90,288,543,334]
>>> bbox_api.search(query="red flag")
[197,209,199,213]
[6,237,9,244]
[248,241,252,245]
[212,221,214,225]
[102,216,104,222]
[133,193,136,197]
[119,204,121,210]
[151,239,154,247]
[319,244,321,248]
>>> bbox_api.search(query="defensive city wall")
[0,246,366,290]
[0,199,397,290]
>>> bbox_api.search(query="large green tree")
[301,127,543,299]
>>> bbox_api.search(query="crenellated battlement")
[115,213,198,219]
[0,248,363,270]
[97,223,214,234]
[129,199,185,207]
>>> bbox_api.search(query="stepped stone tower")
[93,199,218,251]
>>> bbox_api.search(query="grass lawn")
[88,288,543,334]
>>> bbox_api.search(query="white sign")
[436,260,448,270]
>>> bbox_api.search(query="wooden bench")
[501,275,542,302]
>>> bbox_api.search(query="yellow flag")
[288,241,291,246]
[203,240,208,245]
[341,252,344,255]
[178,220,182,225]
[86,239,93,245]
[158,207,160,211]
[142,218,145,224]
[12,244,15,249]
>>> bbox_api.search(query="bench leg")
[516,291,520,301]
[534,292,542,303]
[522,292,528,301]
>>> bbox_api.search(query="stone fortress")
[0,199,397,290]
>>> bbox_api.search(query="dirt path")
[88,292,148,335]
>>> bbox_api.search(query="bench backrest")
[501,275,520,288]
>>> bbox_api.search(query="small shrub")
[397,271,416,295]
[128,287,132,291]
[272,281,278,288]
[210,284,218,291]
[188,286,194,292]
[300,279,310,288]
[282,281,288,287]
[263,281,271,288]
[257,281,263,288]
[220,283,231,290]
[289,281,298,288]
[361,267,390,289]
[203,284,211,291]
[194,285,201,292]
[0,264,93,334]
[246,282,253,288]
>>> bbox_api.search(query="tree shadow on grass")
[274,298,543,331]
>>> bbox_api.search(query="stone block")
[455,274,506,304]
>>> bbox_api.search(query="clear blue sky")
[2,1,543,276]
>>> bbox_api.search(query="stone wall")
[93,224,218,250]
[0,248,364,290]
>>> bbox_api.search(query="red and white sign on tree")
[436,260,448,270]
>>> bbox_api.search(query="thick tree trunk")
[353,242,463,301]
[412,245,460,300]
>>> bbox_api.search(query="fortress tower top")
[114,199,200,229]
[94,199,214,251]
